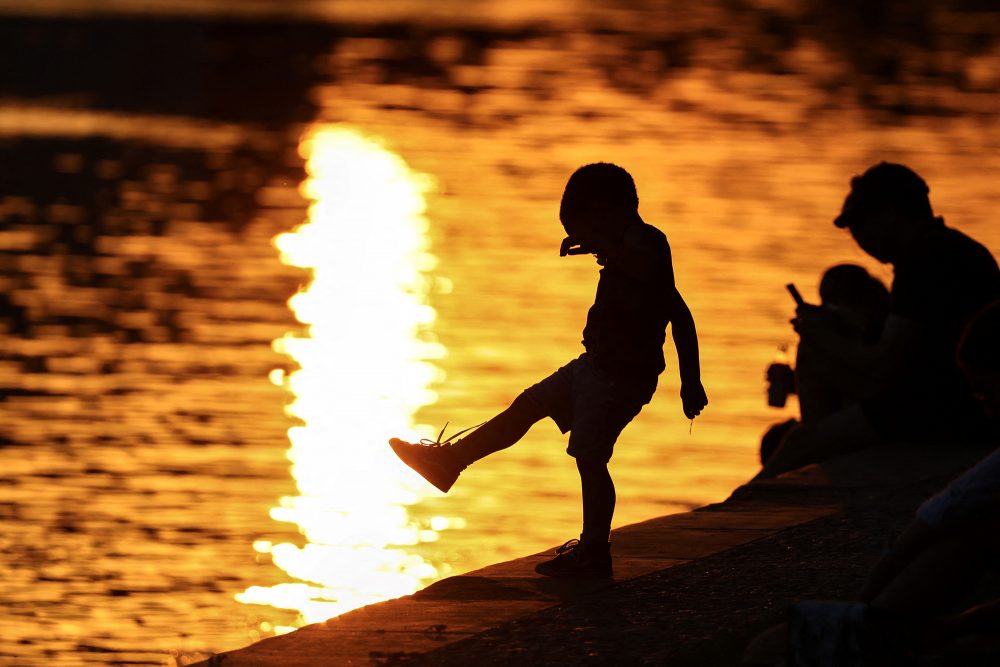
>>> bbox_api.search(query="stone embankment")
[198,442,988,666]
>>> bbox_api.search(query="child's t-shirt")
[581,222,675,383]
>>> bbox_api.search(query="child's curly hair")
[560,163,638,221]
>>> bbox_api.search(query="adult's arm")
[861,448,1000,602]
[858,518,938,602]
[929,598,1000,646]
[794,310,920,384]
[916,447,1000,533]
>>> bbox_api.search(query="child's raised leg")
[449,393,548,467]
[388,392,547,493]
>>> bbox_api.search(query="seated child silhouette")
[389,162,707,579]
[762,264,889,463]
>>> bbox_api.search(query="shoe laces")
[418,421,484,447]
[555,538,581,555]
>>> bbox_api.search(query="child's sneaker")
[388,437,465,493]
[534,538,613,579]
[388,423,482,493]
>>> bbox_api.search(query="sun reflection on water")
[236,126,452,627]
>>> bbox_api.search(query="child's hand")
[790,304,827,341]
[680,381,708,419]
[560,235,595,256]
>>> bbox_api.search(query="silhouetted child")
[761,264,889,464]
[389,163,707,578]
[816,263,891,344]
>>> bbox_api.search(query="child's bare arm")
[670,289,708,418]
[616,226,707,418]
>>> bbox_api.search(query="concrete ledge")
[197,441,989,666]
[199,503,837,666]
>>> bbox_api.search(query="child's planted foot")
[534,538,613,579]
[388,437,466,493]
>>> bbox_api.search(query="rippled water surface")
[1,1,999,664]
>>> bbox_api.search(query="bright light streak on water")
[236,125,451,626]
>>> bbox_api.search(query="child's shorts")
[520,354,656,463]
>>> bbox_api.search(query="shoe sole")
[388,439,458,493]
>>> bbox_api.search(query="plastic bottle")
[767,344,792,408]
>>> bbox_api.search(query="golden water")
[1,3,999,665]
[235,127,449,624]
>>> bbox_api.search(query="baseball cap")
[833,162,933,228]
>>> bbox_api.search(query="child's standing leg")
[530,454,620,579]
[577,459,615,548]
[533,357,649,579]
[533,454,617,579]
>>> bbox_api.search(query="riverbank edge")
[194,441,989,667]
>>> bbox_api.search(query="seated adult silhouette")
[756,162,1000,480]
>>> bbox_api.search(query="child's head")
[957,300,1000,418]
[818,264,890,342]
[559,163,639,237]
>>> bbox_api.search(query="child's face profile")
[560,209,590,238]
[559,194,611,240]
